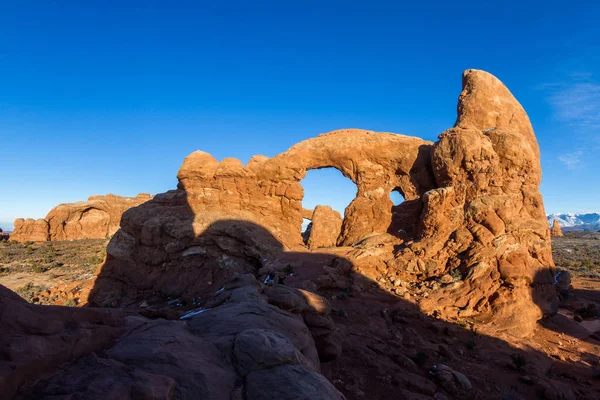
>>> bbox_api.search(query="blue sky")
[1,1,599,230]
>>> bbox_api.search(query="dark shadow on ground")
[533,268,600,350]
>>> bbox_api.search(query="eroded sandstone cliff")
[91,69,555,338]
[10,193,152,242]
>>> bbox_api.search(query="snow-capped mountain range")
[547,212,600,232]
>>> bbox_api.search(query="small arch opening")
[388,186,423,238]
[302,218,312,245]
[390,189,405,206]
[300,168,357,248]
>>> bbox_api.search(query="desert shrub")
[87,255,103,265]
[576,304,599,319]
[63,298,77,307]
[284,264,294,274]
[31,265,48,273]
[45,245,57,257]
[15,282,48,303]
[449,269,462,280]
[456,319,470,328]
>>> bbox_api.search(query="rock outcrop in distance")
[9,193,152,242]
[551,219,564,237]
[548,212,600,232]
[1,70,560,399]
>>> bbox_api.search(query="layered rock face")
[90,70,554,339]
[551,219,564,237]
[10,193,151,242]
[411,70,556,336]
[174,130,433,248]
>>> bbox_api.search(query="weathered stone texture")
[90,70,554,338]
[10,193,151,242]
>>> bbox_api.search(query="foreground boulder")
[4,274,345,399]
[0,285,126,398]
[10,193,152,242]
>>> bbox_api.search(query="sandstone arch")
[259,130,436,245]
[177,129,435,248]
[94,69,555,338]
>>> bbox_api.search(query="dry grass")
[552,231,600,278]
[0,239,107,303]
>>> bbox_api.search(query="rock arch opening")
[390,189,405,206]
[387,186,424,239]
[299,168,357,248]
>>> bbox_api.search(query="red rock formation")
[174,132,433,248]
[10,193,152,242]
[306,205,343,249]
[9,218,49,242]
[91,69,554,339]
[0,69,567,399]
[416,70,555,337]
[551,219,564,237]
[89,130,433,308]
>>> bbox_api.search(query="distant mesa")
[9,193,152,242]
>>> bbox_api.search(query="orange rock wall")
[10,193,152,242]
[91,70,555,337]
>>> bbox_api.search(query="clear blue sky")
[1,1,599,231]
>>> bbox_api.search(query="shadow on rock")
[3,216,599,399]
